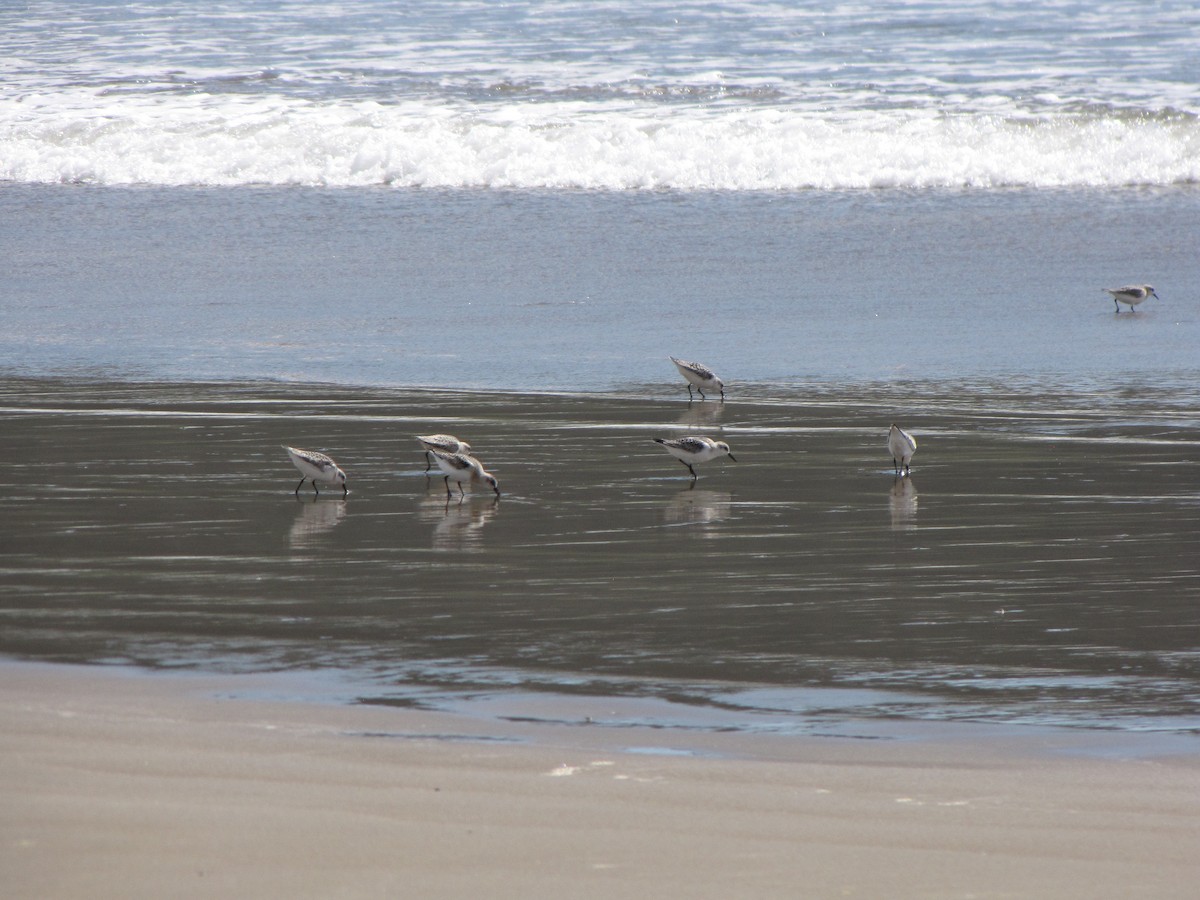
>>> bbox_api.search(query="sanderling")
[1105,284,1159,314]
[430,450,500,498]
[416,434,473,472]
[887,424,917,476]
[670,357,725,401]
[283,445,347,496]
[654,436,737,480]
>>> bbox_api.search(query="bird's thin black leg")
[443,475,452,497]
[687,463,697,479]
[698,387,707,400]
[687,385,694,401]
[294,477,305,495]
[424,451,433,472]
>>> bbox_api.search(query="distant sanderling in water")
[654,436,737,480]
[1105,284,1159,314]
[283,445,347,496]
[416,434,473,472]
[670,357,725,401]
[887,424,917,477]
[430,450,501,498]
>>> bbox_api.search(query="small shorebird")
[1105,284,1159,314]
[670,357,725,401]
[887,424,917,476]
[654,436,737,480]
[430,450,500,498]
[283,445,347,496]
[416,434,473,472]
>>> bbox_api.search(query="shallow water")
[3,376,1198,737]
[3,185,1199,391]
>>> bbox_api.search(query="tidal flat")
[2,376,1198,743]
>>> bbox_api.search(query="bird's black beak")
[727,453,738,462]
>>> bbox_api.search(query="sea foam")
[2,97,1197,191]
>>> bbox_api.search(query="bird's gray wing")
[435,452,475,471]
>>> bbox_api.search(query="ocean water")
[3,1,1199,390]
[2,1,1199,745]
[3,184,1198,390]
[2,0,1199,190]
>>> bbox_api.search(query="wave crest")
[3,101,1197,190]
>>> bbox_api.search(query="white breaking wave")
[2,97,1197,190]
[5,0,1199,191]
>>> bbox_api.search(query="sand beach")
[3,376,1199,897]
[4,661,1200,899]
[5,5,1200,892]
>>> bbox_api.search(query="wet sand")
[3,375,1199,896]
[3,660,1200,900]
[5,175,1199,895]
[3,376,1199,732]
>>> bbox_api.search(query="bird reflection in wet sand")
[889,477,918,531]
[675,398,725,429]
[662,489,732,534]
[417,492,499,552]
[288,495,347,549]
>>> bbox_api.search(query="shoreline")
[4,375,1200,739]
[4,659,1199,899]
[5,658,1199,763]
[4,367,1199,400]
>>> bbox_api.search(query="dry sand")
[3,662,1199,900]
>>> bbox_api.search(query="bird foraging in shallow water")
[430,450,500,498]
[416,434,472,472]
[654,436,737,480]
[283,445,347,496]
[1105,284,1158,314]
[670,357,725,401]
[888,424,917,476]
